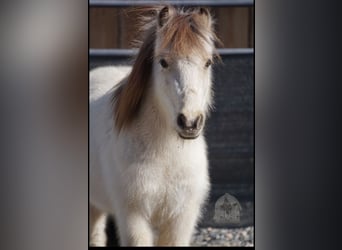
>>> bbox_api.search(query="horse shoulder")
[90,65,132,152]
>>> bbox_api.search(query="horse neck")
[135,80,172,139]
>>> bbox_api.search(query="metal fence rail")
[89,0,254,7]
[89,48,254,58]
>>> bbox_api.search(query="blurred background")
[1,1,87,250]
[89,0,254,246]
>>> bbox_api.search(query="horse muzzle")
[177,113,204,139]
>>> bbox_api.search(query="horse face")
[152,6,216,139]
[153,54,213,139]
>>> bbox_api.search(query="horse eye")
[205,59,212,68]
[160,59,168,68]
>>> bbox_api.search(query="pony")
[89,5,219,246]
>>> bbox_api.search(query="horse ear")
[158,6,174,27]
[199,7,210,17]
[197,7,212,28]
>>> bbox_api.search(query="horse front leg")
[116,211,154,246]
[89,204,107,246]
[156,203,201,246]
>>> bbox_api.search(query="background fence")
[90,3,254,48]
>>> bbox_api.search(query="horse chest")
[123,142,207,217]
[128,155,195,199]
[129,163,196,221]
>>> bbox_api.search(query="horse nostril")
[177,114,204,131]
[194,114,204,129]
[177,113,187,129]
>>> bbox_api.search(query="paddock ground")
[192,226,254,246]
[102,226,255,246]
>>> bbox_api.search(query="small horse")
[90,6,219,246]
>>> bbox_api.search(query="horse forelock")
[156,7,219,59]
